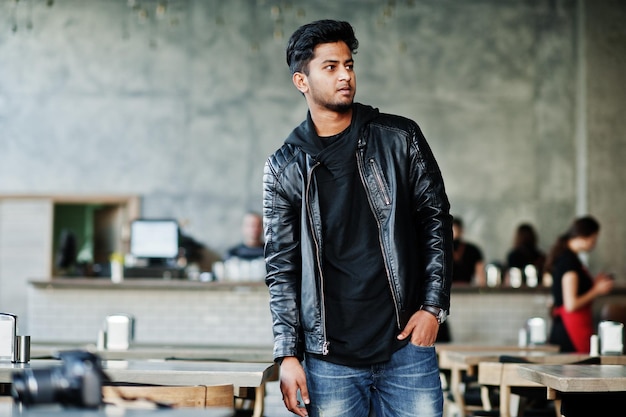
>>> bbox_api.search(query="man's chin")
[327,102,353,114]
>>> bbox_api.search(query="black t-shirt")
[550,249,593,307]
[507,246,546,283]
[452,240,483,283]
[548,249,593,352]
[225,244,264,260]
[507,247,544,270]
[312,127,404,366]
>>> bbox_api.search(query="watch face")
[436,309,447,324]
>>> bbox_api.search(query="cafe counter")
[26,278,273,348]
[26,279,626,348]
[29,278,268,291]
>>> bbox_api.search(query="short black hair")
[452,217,464,228]
[286,19,359,75]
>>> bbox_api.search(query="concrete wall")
[586,0,626,277]
[1,1,625,278]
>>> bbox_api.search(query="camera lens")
[11,350,104,408]
[11,368,59,405]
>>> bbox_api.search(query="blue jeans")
[303,343,443,417]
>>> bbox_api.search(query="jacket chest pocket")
[368,158,391,206]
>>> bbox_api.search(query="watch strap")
[420,305,445,324]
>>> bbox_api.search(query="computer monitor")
[130,219,179,265]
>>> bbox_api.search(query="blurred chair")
[102,384,234,408]
[205,384,235,408]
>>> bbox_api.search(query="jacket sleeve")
[409,124,453,312]
[263,155,304,361]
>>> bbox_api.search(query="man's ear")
[293,72,308,94]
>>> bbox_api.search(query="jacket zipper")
[305,161,330,355]
[356,152,402,328]
[369,158,391,205]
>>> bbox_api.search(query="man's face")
[294,41,356,113]
[452,224,462,241]
[242,214,263,246]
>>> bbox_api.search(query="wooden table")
[0,359,276,417]
[477,355,626,417]
[518,364,626,417]
[518,364,626,396]
[28,344,275,417]
[29,343,274,362]
[0,402,235,416]
[436,343,560,373]
[438,345,560,417]
[100,360,276,389]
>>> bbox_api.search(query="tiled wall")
[27,285,274,347]
[27,284,558,347]
[446,292,553,345]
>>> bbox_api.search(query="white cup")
[599,321,624,355]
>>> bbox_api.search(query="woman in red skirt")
[546,215,614,353]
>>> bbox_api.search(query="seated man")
[224,211,264,260]
[452,216,486,286]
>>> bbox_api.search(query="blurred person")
[546,215,614,353]
[506,222,546,285]
[224,211,264,260]
[452,217,486,286]
[263,19,452,417]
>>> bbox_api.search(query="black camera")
[11,350,104,408]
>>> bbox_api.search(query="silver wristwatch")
[420,305,448,324]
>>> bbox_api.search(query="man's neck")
[310,107,353,137]
[244,239,262,248]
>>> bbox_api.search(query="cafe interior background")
[0,0,625,349]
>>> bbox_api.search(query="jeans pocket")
[408,342,435,350]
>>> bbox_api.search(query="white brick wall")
[27,282,557,347]
[27,283,274,346]
[445,291,553,344]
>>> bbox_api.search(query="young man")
[452,217,486,286]
[263,20,453,417]
[224,211,264,260]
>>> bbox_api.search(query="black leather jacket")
[263,109,452,361]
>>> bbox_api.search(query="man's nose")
[338,67,351,81]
